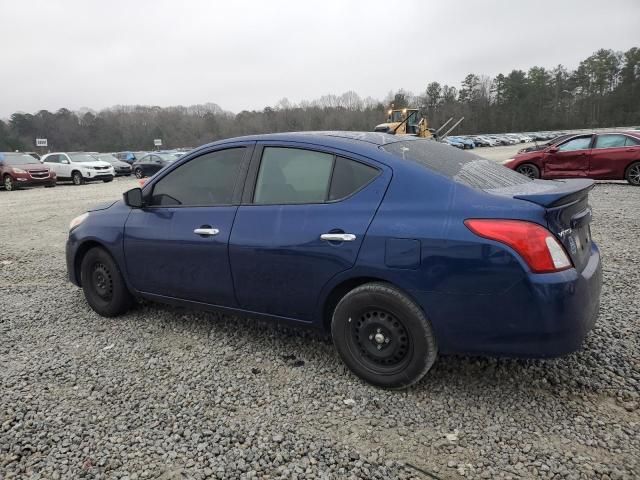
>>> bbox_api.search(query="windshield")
[0,153,39,165]
[69,154,98,163]
[390,110,404,123]
[382,140,531,189]
[97,154,118,163]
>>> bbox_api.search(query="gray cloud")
[1,0,639,117]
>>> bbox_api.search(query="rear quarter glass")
[381,140,531,189]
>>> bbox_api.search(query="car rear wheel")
[516,163,540,179]
[103,177,113,183]
[331,282,437,389]
[626,162,640,186]
[72,171,84,185]
[80,247,133,317]
[134,168,144,179]
[3,175,15,191]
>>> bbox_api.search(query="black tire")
[3,175,15,191]
[72,171,84,185]
[625,161,640,186]
[331,282,437,389]
[103,177,113,183]
[516,163,540,179]
[45,183,56,188]
[134,168,144,179]
[80,247,133,317]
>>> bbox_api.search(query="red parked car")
[0,152,56,191]
[503,131,640,186]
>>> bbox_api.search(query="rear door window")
[625,136,640,146]
[254,147,334,204]
[594,134,628,149]
[329,157,379,201]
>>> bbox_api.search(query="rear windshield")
[381,140,531,189]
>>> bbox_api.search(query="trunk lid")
[488,179,595,272]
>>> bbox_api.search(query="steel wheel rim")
[348,309,412,373]
[91,262,113,300]
[629,165,640,185]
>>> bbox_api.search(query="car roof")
[206,131,406,149]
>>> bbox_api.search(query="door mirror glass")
[123,188,144,208]
[61,158,69,164]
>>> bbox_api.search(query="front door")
[123,145,252,305]
[229,144,390,321]
[543,135,592,178]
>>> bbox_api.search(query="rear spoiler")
[514,179,595,208]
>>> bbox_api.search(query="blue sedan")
[66,132,602,388]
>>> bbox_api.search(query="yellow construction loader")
[374,108,432,138]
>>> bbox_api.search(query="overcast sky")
[1,0,639,118]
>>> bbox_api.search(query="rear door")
[589,134,640,179]
[229,143,390,321]
[123,145,252,305]
[543,135,593,178]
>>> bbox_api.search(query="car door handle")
[320,233,356,242]
[193,227,219,236]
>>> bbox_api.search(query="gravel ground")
[1,176,639,480]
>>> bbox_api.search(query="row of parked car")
[442,131,565,149]
[0,150,187,191]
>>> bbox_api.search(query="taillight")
[464,219,572,273]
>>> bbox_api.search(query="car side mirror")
[547,146,558,153]
[61,159,69,164]
[123,188,144,208]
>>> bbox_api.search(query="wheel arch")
[320,276,425,333]
[624,160,640,182]
[73,239,109,286]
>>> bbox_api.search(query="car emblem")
[557,228,572,239]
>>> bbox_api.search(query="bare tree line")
[1,47,638,152]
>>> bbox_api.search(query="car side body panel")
[67,132,603,360]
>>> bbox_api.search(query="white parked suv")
[41,152,115,185]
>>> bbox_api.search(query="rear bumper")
[412,243,602,357]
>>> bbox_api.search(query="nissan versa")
[66,132,602,388]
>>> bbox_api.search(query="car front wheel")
[626,161,640,186]
[331,282,437,389]
[516,163,540,179]
[134,168,144,179]
[72,171,84,185]
[80,247,133,317]
[3,175,15,191]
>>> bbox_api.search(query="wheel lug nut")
[377,345,382,350]
[369,334,373,340]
